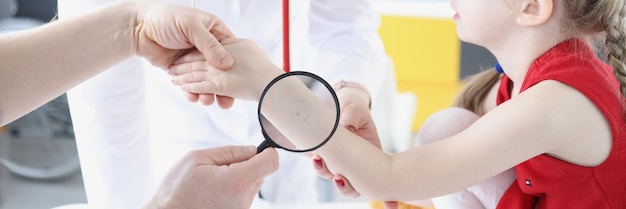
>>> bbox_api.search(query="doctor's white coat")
[58,0,387,208]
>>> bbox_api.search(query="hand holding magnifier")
[256,71,340,153]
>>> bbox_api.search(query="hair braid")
[605,5,626,97]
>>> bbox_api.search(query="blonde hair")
[563,0,626,97]
[453,68,501,116]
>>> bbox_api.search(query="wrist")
[121,0,143,57]
[333,81,371,109]
[255,66,284,101]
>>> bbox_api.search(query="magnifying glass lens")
[257,72,339,153]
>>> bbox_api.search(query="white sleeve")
[308,0,388,101]
[59,1,155,208]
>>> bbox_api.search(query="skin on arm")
[169,38,611,201]
[171,49,382,197]
[0,2,285,209]
[260,79,609,200]
[0,0,234,126]
[404,71,506,208]
[335,86,380,148]
[313,86,382,197]
[307,0,387,195]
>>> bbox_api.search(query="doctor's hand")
[336,86,380,149]
[143,146,278,209]
[311,86,398,209]
[133,1,237,108]
[312,86,380,195]
[134,1,234,69]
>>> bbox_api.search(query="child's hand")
[168,50,235,108]
[169,38,283,102]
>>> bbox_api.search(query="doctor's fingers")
[336,91,382,147]
[183,146,255,167]
[312,155,361,197]
[226,148,279,184]
[384,201,399,209]
[333,174,361,198]
[312,156,361,197]
[181,11,235,70]
[312,155,334,180]
[340,106,382,149]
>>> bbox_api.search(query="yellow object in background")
[378,15,462,131]
[370,200,436,209]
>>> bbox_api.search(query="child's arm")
[169,38,606,201]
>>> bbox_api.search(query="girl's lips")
[453,13,460,20]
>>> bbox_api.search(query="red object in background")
[282,0,290,72]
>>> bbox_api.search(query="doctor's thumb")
[239,148,279,180]
[189,25,234,70]
[256,148,279,173]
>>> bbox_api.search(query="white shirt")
[58,0,387,208]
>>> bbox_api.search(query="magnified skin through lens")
[257,71,340,153]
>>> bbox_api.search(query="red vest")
[495,39,626,209]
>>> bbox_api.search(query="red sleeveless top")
[495,39,626,209]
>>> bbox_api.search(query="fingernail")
[313,158,323,169]
[334,178,345,188]
[347,125,357,133]
[220,53,233,66]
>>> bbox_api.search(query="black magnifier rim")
[257,71,340,153]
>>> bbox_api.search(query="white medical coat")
[58,0,387,208]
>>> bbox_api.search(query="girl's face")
[450,0,518,48]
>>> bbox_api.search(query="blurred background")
[0,0,495,208]
[0,1,87,209]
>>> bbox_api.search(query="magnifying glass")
[256,71,340,153]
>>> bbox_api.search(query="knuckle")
[204,36,222,52]
[198,81,210,92]
[188,72,197,82]
[183,150,203,163]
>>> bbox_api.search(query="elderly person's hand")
[144,146,279,209]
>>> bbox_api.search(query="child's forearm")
[258,72,483,201]
[259,75,400,198]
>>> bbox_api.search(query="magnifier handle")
[257,140,272,154]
